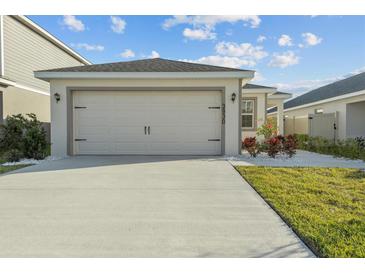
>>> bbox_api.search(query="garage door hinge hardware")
[208,106,221,109]
[208,139,220,141]
[74,138,87,141]
[74,106,87,109]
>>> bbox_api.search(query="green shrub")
[294,134,365,161]
[0,114,27,151]
[3,149,23,162]
[23,114,48,159]
[0,113,48,161]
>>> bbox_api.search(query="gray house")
[268,72,365,140]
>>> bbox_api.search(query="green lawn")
[0,165,29,174]
[235,166,365,258]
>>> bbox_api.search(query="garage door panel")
[149,126,220,142]
[148,142,221,155]
[73,90,222,155]
[113,143,148,154]
[111,127,147,142]
[75,142,112,155]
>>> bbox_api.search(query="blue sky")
[29,15,365,96]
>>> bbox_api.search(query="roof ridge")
[35,57,254,73]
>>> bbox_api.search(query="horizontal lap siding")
[3,16,85,92]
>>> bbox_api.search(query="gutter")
[34,71,255,81]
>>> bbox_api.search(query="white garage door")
[73,90,222,155]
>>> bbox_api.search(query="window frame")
[241,97,257,131]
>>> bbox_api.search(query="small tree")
[257,121,277,139]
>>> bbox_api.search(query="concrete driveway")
[0,156,314,257]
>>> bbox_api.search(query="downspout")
[238,79,242,154]
[0,15,4,77]
[0,15,4,124]
[264,93,268,124]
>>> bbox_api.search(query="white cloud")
[179,40,268,69]
[301,32,322,47]
[71,43,104,51]
[252,71,265,82]
[268,51,299,68]
[110,16,126,34]
[62,15,85,32]
[162,15,261,30]
[120,49,135,58]
[215,41,268,60]
[278,34,293,47]
[180,56,256,68]
[257,35,266,43]
[274,67,365,96]
[148,50,160,58]
[183,28,216,40]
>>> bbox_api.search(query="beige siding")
[2,86,50,122]
[3,16,84,92]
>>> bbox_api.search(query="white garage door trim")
[66,86,226,156]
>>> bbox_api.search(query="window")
[242,99,255,129]
[315,108,324,114]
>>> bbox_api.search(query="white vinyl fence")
[308,112,338,142]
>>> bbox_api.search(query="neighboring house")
[35,58,291,157]
[242,83,291,138]
[268,72,365,140]
[0,15,91,125]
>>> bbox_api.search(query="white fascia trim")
[0,77,16,87]
[0,78,49,96]
[34,71,255,80]
[242,87,276,94]
[242,88,276,94]
[13,82,49,96]
[13,16,91,65]
[268,89,365,115]
[0,15,4,76]
[268,94,292,100]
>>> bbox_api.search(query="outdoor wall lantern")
[54,92,61,103]
[231,92,237,103]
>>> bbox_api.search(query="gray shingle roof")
[36,58,252,73]
[243,83,275,89]
[272,91,291,95]
[268,72,365,113]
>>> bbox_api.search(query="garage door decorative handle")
[74,106,87,109]
[74,138,87,141]
[208,139,220,141]
[144,126,147,135]
[148,126,151,135]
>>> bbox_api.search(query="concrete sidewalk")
[0,156,314,257]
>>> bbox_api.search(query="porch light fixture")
[54,92,61,103]
[231,92,237,103]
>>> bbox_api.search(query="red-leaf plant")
[242,137,260,157]
[266,136,282,158]
[282,134,297,158]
